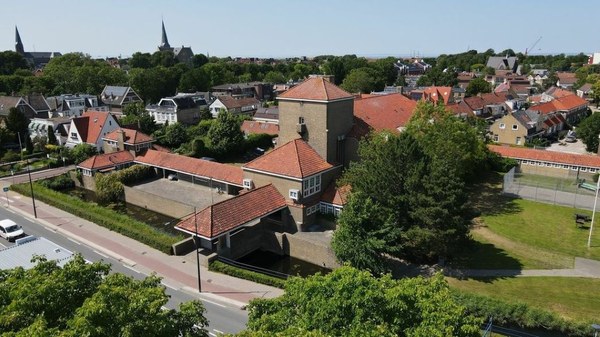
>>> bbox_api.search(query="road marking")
[67,237,80,245]
[93,250,109,259]
[200,298,226,308]
[213,329,224,334]
[161,281,177,291]
[43,226,56,232]
[209,332,216,337]
[0,241,6,248]
[123,264,141,274]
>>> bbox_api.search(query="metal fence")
[502,166,598,210]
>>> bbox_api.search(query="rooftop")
[278,77,353,102]
[0,236,74,270]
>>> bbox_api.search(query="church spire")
[159,20,171,51]
[15,26,24,55]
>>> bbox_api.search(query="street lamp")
[194,206,202,293]
[17,132,37,218]
[591,324,600,337]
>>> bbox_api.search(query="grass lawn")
[481,198,600,261]
[447,277,600,322]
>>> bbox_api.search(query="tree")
[120,103,158,135]
[129,67,181,103]
[161,123,189,148]
[207,111,244,157]
[243,267,481,337]
[151,50,177,68]
[465,76,492,97]
[543,71,559,89]
[577,112,600,152]
[591,80,600,108]
[179,68,211,92]
[0,51,29,75]
[263,71,286,84]
[0,255,208,336]
[192,54,209,68]
[70,143,97,164]
[129,52,153,69]
[47,126,57,145]
[6,107,29,141]
[340,67,380,93]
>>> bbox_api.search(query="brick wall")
[123,186,194,219]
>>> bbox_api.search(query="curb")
[182,286,248,309]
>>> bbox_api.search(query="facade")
[0,94,50,119]
[77,150,135,176]
[209,96,260,118]
[146,94,205,125]
[102,128,154,154]
[28,117,71,144]
[66,110,120,151]
[46,94,99,118]
[489,112,536,146]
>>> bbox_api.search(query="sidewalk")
[2,190,283,307]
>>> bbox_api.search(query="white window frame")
[302,174,321,197]
[512,124,519,130]
[499,123,506,129]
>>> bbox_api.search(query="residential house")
[422,86,453,105]
[486,56,519,73]
[212,82,273,100]
[253,106,279,124]
[28,117,71,144]
[577,83,594,101]
[448,92,517,119]
[527,69,549,86]
[556,72,577,89]
[489,110,554,145]
[146,94,205,125]
[457,72,476,89]
[46,94,99,118]
[77,150,134,177]
[100,86,143,113]
[209,96,260,118]
[528,93,589,124]
[0,94,50,119]
[319,183,350,217]
[102,128,154,154]
[241,120,279,136]
[494,77,537,98]
[65,110,120,151]
[395,59,431,76]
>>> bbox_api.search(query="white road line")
[213,329,224,334]
[0,242,6,248]
[123,264,141,274]
[67,237,80,245]
[209,332,216,337]
[43,226,56,232]
[161,282,177,291]
[200,298,226,308]
[93,250,109,259]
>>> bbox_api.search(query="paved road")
[0,165,76,185]
[0,206,248,335]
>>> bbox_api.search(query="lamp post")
[17,132,37,218]
[591,324,600,337]
[194,206,202,292]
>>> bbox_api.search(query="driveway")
[131,178,232,211]
[546,139,589,155]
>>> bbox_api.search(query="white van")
[0,219,25,242]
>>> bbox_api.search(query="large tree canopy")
[577,112,600,152]
[241,267,481,337]
[0,255,208,337]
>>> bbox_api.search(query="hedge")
[452,290,594,337]
[209,260,286,289]
[11,183,183,254]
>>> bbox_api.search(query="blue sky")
[1,0,598,58]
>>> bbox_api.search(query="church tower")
[15,26,24,55]
[158,20,172,51]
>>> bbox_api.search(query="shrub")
[1,150,20,163]
[452,290,594,337]
[95,173,124,205]
[244,133,275,152]
[488,151,517,173]
[10,182,182,254]
[209,260,286,289]
[38,174,75,191]
[113,164,155,185]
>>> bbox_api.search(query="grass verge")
[11,182,183,254]
[209,260,286,289]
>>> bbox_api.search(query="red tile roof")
[77,150,134,170]
[134,149,243,186]
[103,128,154,144]
[241,120,279,136]
[351,93,417,137]
[278,77,353,101]
[529,94,588,115]
[243,139,333,179]
[75,111,113,144]
[556,72,577,84]
[489,145,600,168]
[422,86,452,105]
[320,183,351,206]
[446,102,474,117]
[175,184,287,238]
[216,96,260,110]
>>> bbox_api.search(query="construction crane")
[525,36,542,56]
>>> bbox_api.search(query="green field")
[447,277,600,322]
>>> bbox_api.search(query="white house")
[146,93,208,125]
[46,94,99,118]
[65,110,119,151]
[209,95,260,118]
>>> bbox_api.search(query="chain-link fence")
[503,166,598,210]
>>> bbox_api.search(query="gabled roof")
[134,149,243,186]
[175,184,287,239]
[545,87,573,98]
[320,183,351,206]
[215,96,260,110]
[243,139,333,179]
[77,150,134,170]
[529,93,588,115]
[556,72,577,84]
[103,128,154,145]
[446,101,474,117]
[350,93,417,137]
[422,86,452,105]
[489,145,600,168]
[241,120,279,136]
[101,86,140,106]
[579,83,593,93]
[72,111,113,143]
[277,77,353,102]
[23,94,50,112]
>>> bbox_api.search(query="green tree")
[129,66,181,103]
[340,67,380,93]
[70,143,97,164]
[543,71,559,89]
[192,54,209,68]
[120,103,158,135]
[129,52,153,69]
[0,51,29,75]
[0,256,208,337]
[263,71,286,84]
[577,112,600,152]
[179,67,211,92]
[207,111,244,157]
[151,50,177,67]
[465,76,492,97]
[6,107,29,140]
[591,80,600,108]
[161,123,189,148]
[243,267,481,337]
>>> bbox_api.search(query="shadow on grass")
[468,171,523,217]
[448,238,524,281]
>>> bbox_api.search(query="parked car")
[167,173,178,181]
[0,219,25,242]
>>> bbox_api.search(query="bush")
[488,151,517,172]
[38,174,75,191]
[10,183,182,254]
[95,173,124,205]
[1,150,20,163]
[113,164,155,185]
[244,133,275,152]
[209,260,286,289]
[452,290,594,337]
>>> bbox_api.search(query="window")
[306,205,318,215]
[298,116,305,124]
[303,174,321,197]
[581,167,588,172]
[562,164,569,169]
[493,135,499,142]
[71,132,77,139]
[512,124,518,130]
[516,137,522,145]
[499,123,506,129]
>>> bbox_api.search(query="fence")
[481,318,542,337]
[217,256,290,279]
[502,166,598,210]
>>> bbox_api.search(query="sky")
[1,0,599,59]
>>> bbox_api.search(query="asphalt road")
[0,165,76,185]
[0,206,248,335]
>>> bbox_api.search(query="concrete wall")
[81,174,96,191]
[261,231,340,269]
[123,186,194,219]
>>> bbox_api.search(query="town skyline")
[1,0,598,59]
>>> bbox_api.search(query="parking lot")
[546,139,589,155]
[131,178,232,213]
